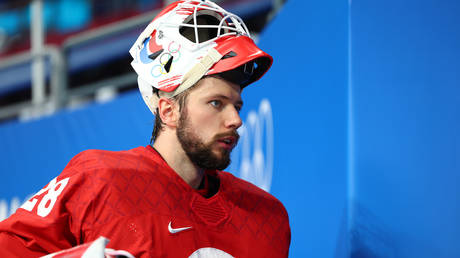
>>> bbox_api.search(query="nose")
[225,106,243,129]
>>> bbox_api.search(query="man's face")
[176,76,243,170]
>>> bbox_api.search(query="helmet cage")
[131,1,251,53]
[174,2,251,47]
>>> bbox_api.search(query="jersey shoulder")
[57,146,166,231]
[219,171,291,255]
[60,146,157,178]
[219,171,289,218]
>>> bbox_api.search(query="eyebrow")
[209,94,244,107]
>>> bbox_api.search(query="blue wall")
[350,1,460,257]
[1,0,459,257]
[256,0,349,257]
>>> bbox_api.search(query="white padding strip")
[174,48,223,96]
[142,48,223,114]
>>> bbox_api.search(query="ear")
[157,97,179,128]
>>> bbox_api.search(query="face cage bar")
[172,1,251,47]
[130,0,251,54]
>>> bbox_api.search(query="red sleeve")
[0,151,100,256]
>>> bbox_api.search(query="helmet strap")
[175,47,223,96]
[144,47,223,114]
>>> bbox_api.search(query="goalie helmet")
[129,0,273,114]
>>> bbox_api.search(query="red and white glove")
[41,236,134,258]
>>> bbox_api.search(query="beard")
[176,108,239,170]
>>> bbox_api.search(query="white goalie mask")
[129,0,273,114]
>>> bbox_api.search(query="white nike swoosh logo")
[168,221,192,234]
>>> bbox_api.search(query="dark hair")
[150,89,190,144]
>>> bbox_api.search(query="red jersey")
[0,146,290,257]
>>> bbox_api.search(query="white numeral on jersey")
[20,177,70,217]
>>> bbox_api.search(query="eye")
[209,100,222,108]
[235,105,242,113]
